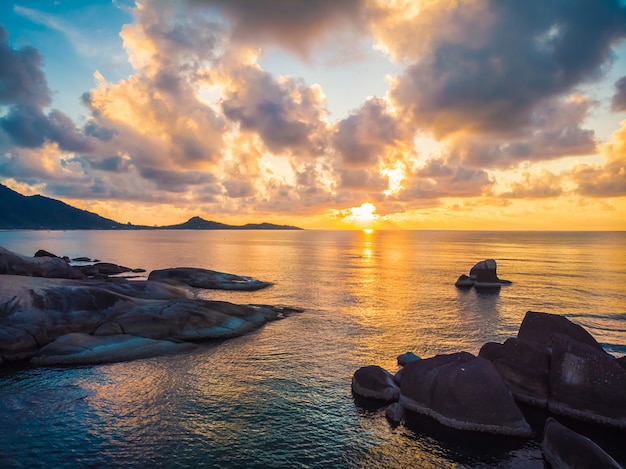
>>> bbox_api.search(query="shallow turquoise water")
[0,230,624,467]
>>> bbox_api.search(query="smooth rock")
[385,402,406,424]
[399,352,531,436]
[0,246,86,279]
[94,322,124,336]
[541,417,622,469]
[149,267,272,291]
[397,351,421,366]
[479,337,551,407]
[34,249,60,258]
[454,274,474,288]
[352,365,400,402]
[72,257,92,262]
[548,334,626,429]
[31,333,196,365]
[517,311,603,351]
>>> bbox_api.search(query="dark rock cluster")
[455,259,512,290]
[0,246,293,367]
[352,311,626,468]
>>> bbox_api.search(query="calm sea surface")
[0,230,624,468]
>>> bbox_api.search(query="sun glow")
[343,202,380,229]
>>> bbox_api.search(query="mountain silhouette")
[0,184,302,230]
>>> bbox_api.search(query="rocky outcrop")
[31,333,196,366]
[0,247,296,367]
[352,365,400,402]
[148,267,272,291]
[517,311,602,350]
[455,259,510,290]
[479,337,551,407]
[541,418,622,469]
[398,352,532,436]
[0,246,85,279]
[548,334,626,429]
[397,351,420,366]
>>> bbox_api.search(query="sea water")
[0,230,624,468]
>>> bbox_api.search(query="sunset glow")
[1,1,625,229]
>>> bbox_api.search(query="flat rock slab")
[148,267,272,291]
[31,333,196,366]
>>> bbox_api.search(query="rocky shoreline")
[353,303,626,466]
[0,246,299,366]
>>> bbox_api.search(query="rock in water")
[479,337,551,407]
[397,351,421,366]
[454,274,474,288]
[148,267,272,291]
[517,311,603,351]
[31,333,195,366]
[470,259,501,290]
[548,334,626,430]
[541,418,622,469]
[352,365,400,402]
[385,402,405,424]
[398,352,531,436]
[0,247,86,279]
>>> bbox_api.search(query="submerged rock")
[149,267,272,291]
[541,418,622,469]
[398,352,531,437]
[352,365,400,402]
[31,333,195,366]
[397,351,420,366]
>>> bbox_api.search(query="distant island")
[0,183,302,230]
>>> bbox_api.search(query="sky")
[1,0,626,230]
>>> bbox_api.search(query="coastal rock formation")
[0,247,294,366]
[31,333,196,366]
[479,337,551,407]
[541,418,622,469]
[548,334,626,429]
[0,246,85,279]
[455,259,510,290]
[397,351,420,366]
[148,267,272,291]
[517,310,602,350]
[351,365,400,402]
[398,352,532,436]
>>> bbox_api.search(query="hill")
[0,184,302,230]
[0,184,123,229]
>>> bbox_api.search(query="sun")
[344,202,379,229]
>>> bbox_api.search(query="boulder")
[541,418,622,469]
[470,259,501,289]
[115,299,268,341]
[454,274,474,288]
[92,262,132,275]
[398,352,531,436]
[397,351,421,366]
[34,249,60,258]
[385,402,405,424]
[351,365,400,402]
[479,338,551,407]
[517,311,603,351]
[618,356,626,371]
[94,322,124,336]
[148,267,272,291]
[72,257,92,262]
[0,247,86,279]
[31,333,196,366]
[548,334,626,429]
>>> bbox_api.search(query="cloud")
[193,0,369,60]
[0,25,50,108]
[385,0,626,137]
[568,121,626,197]
[498,170,563,199]
[612,76,626,112]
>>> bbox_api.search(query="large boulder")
[548,334,626,429]
[351,365,400,402]
[479,337,551,407]
[0,246,86,279]
[517,311,603,351]
[469,259,501,289]
[398,352,531,436]
[31,333,196,366]
[148,267,272,291]
[541,418,622,469]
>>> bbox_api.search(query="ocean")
[0,230,624,468]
